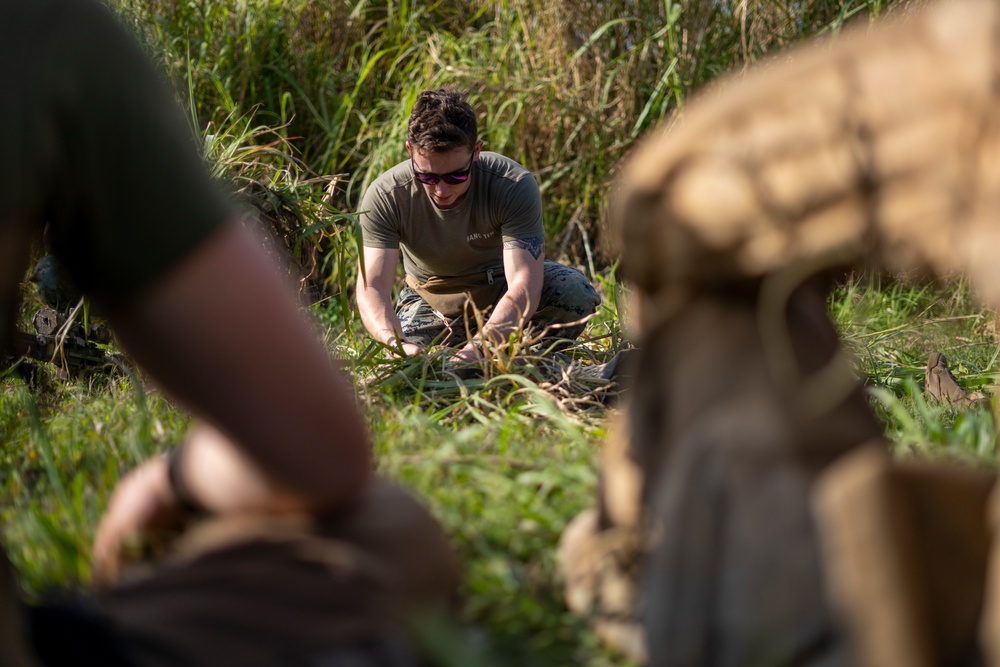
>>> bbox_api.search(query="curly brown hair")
[407,89,478,153]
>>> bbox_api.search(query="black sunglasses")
[411,153,476,186]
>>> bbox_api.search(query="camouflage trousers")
[396,261,601,347]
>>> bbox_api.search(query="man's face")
[406,142,481,210]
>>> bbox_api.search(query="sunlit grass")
[831,272,1000,464]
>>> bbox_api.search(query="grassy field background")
[4,1,996,665]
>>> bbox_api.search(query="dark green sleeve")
[498,173,544,243]
[358,178,403,250]
[8,0,233,305]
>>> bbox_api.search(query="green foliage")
[831,271,1000,463]
[869,381,997,461]
[373,407,607,664]
[110,0,916,266]
[1,374,188,594]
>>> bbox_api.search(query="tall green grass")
[112,0,914,272]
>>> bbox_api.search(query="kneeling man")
[356,89,600,361]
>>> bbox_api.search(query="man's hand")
[400,341,424,357]
[450,344,479,364]
[92,456,184,586]
[108,224,371,511]
[377,328,423,357]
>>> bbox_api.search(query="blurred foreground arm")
[2,0,372,584]
[93,223,371,581]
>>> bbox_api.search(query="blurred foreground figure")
[560,1,1000,664]
[0,2,457,665]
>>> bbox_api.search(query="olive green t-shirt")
[1,0,231,347]
[358,152,543,282]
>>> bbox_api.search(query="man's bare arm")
[107,222,371,507]
[4,221,358,515]
[91,222,374,581]
[455,236,544,359]
[356,246,421,356]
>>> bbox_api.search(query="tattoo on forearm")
[504,235,544,260]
